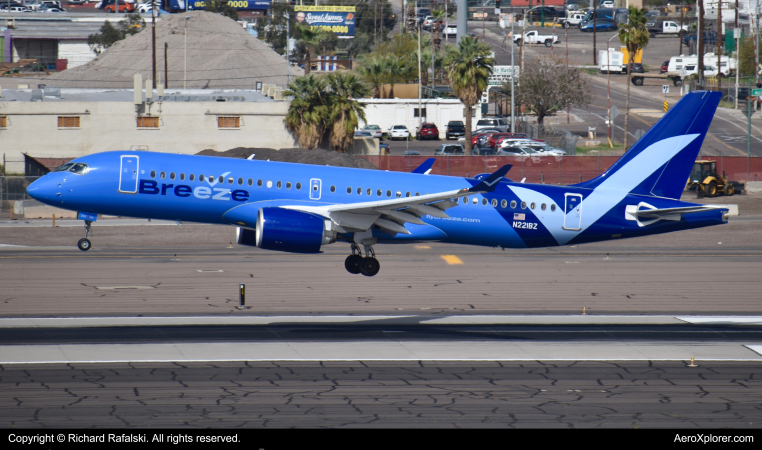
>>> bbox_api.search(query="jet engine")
[237,207,335,253]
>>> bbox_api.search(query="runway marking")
[94,286,155,290]
[415,245,431,249]
[441,255,463,265]
[196,269,224,273]
[2,341,761,363]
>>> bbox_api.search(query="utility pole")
[511,17,515,133]
[718,1,722,92]
[679,5,684,55]
[698,0,704,85]
[184,16,189,89]
[593,0,597,65]
[566,12,569,124]
[152,0,156,89]
[285,12,290,86]
[418,22,422,128]
[164,42,168,89]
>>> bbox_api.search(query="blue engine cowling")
[240,207,334,253]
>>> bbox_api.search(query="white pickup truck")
[646,20,689,37]
[513,30,560,48]
[560,13,585,29]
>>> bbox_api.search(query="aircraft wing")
[283,165,512,235]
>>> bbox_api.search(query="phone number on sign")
[312,25,349,34]
[194,1,249,7]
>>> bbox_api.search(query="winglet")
[468,165,512,193]
[412,158,436,174]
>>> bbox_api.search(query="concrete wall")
[0,100,296,163]
[359,98,482,139]
[58,40,94,69]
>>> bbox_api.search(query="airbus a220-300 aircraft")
[28,91,730,277]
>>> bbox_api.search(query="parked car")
[435,144,465,155]
[388,125,410,140]
[363,124,384,139]
[379,143,390,155]
[600,0,614,7]
[472,147,497,156]
[683,31,718,46]
[526,6,565,21]
[137,2,152,12]
[39,3,65,11]
[660,60,669,74]
[580,19,618,32]
[497,146,546,156]
[475,118,510,132]
[485,132,528,149]
[625,63,645,74]
[471,129,502,147]
[354,130,373,138]
[442,24,457,38]
[445,121,466,140]
[416,123,439,140]
[102,0,135,12]
[403,150,421,156]
[423,16,444,31]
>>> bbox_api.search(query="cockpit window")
[53,163,75,172]
[69,163,89,175]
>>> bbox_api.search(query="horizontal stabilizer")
[625,203,726,226]
[468,165,512,193]
[412,158,436,174]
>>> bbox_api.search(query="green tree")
[444,36,494,155]
[739,37,756,76]
[295,23,330,76]
[255,2,292,56]
[284,75,330,149]
[87,13,146,55]
[357,56,389,98]
[326,73,370,152]
[618,6,649,149]
[204,0,239,21]
[384,57,412,99]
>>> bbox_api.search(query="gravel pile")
[197,147,379,170]
[45,11,301,89]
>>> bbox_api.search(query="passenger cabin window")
[296,182,302,190]
[170,172,176,180]
[180,173,185,181]
[58,116,80,128]
[199,175,205,182]
[190,174,195,181]
[136,117,159,128]
[331,185,336,193]
[286,182,292,189]
[217,116,241,129]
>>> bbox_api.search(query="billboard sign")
[294,5,356,37]
[187,0,272,11]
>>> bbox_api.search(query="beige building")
[0,88,296,174]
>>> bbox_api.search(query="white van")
[667,53,736,77]
[599,49,625,73]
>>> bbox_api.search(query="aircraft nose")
[26,176,61,205]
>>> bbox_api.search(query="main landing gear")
[345,243,380,277]
[77,220,93,251]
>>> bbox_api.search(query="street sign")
[753,89,762,97]
[680,69,687,79]
[662,85,670,94]
[758,64,762,75]
[481,90,489,104]
[610,105,620,120]
[487,65,520,86]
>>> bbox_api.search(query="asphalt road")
[2,360,762,428]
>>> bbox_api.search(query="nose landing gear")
[77,220,93,251]
[344,243,380,277]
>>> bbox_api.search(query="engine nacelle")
[251,207,335,253]
[236,227,258,247]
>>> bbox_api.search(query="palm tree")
[618,6,650,150]
[384,57,412,99]
[444,36,494,155]
[357,57,388,98]
[296,24,328,76]
[326,72,370,153]
[284,75,330,149]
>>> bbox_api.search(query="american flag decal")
[514,213,525,220]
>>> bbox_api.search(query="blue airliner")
[27,91,729,277]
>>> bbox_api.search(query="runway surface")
[1,206,761,428]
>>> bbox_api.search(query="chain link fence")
[0,176,40,213]
[515,120,581,155]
